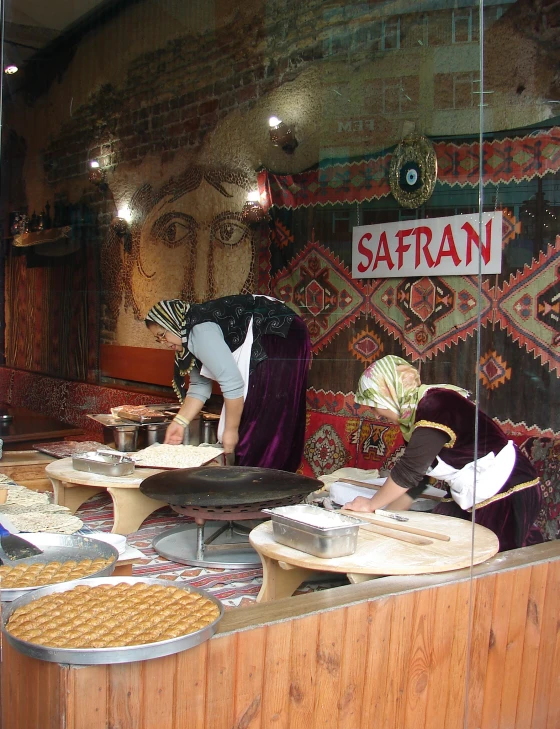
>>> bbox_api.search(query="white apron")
[427,440,516,510]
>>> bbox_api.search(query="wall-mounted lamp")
[241,190,267,224]
[88,159,108,189]
[111,206,133,238]
[4,65,18,75]
[268,116,298,154]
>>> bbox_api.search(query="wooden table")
[45,458,168,535]
[249,511,500,602]
[0,406,83,451]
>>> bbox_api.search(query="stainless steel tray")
[263,505,367,559]
[2,576,224,665]
[1,533,118,602]
[72,451,135,477]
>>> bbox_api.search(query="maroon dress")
[395,389,542,551]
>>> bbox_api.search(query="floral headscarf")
[145,299,191,402]
[355,355,468,441]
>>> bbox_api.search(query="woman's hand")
[343,496,375,512]
[164,421,185,445]
[221,426,239,455]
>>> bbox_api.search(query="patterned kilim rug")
[76,493,348,609]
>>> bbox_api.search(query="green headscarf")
[145,299,192,402]
[355,355,468,441]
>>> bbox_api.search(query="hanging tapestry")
[257,126,560,476]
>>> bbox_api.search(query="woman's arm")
[344,427,449,512]
[344,476,408,512]
[164,396,205,445]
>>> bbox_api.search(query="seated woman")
[145,294,311,472]
[344,355,542,552]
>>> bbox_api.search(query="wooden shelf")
[12,226,72,248]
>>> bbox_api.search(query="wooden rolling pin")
[337,477,442,502]
[359,523,432,546]
[341,509,451,542]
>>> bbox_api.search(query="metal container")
[202,419,217,444]
[2,576,224,665]
[146,422,170,445]
[1,533,118,602]
[72,451,135,477]
[113,425,139,452]
[182,416,201,446]
[263,505,366,559]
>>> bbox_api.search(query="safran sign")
[352,212,502,278]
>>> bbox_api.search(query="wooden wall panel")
[3,547,560,729]
[100,344,175,387]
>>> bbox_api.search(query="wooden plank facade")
[2,541,559,729]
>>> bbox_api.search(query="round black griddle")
[140,466,321,507]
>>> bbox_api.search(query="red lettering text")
[462,220,493,265]
[435,224,461,267]
[413,226,434,268]
[372,232,395,270]
[395,229,413,269]
[357,232,374,272]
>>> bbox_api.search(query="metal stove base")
[152,521,263,569]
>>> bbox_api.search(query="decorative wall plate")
[389,135,437,208]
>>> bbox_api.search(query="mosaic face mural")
[102,167,257,328]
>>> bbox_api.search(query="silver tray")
[72,451,135,477]
[1,533,118,602]
[263,505,367,559]
[2,576,224,665]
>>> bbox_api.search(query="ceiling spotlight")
[4,65,18,75]
[268,116,298,154]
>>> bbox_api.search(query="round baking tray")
[2,576,224,665]
[0,533,118,602]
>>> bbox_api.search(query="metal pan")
[72,451,135,477]
[1,533,118,602]
[140,465,322,506]
[2,576,224,665]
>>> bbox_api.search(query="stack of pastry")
[0,557,114,589]
[6,582,220,648]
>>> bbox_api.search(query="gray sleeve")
[390,427,450,490]
[187,322,245,399]
[185,365,213,403]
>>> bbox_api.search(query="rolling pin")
[342,509,450,542]
[358,523,432,546]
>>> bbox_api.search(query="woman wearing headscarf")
[345,355,542,551]
[145,294,311,472]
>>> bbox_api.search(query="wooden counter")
[0,450,55,491]
[2,540,559,729]
[0,406,83,451]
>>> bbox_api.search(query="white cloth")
[201,318,254,442]
[428,440,516,510]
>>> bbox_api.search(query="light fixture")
[89,160,100,169]
[241,190,267,224]
[4,65,18,75]
[268,116,298,154]
[111,206,133,238]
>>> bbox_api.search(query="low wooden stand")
[0,450,55,491]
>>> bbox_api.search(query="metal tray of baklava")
[72,451,135,477]
[2,576,224,665]
[1,533,118,602]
